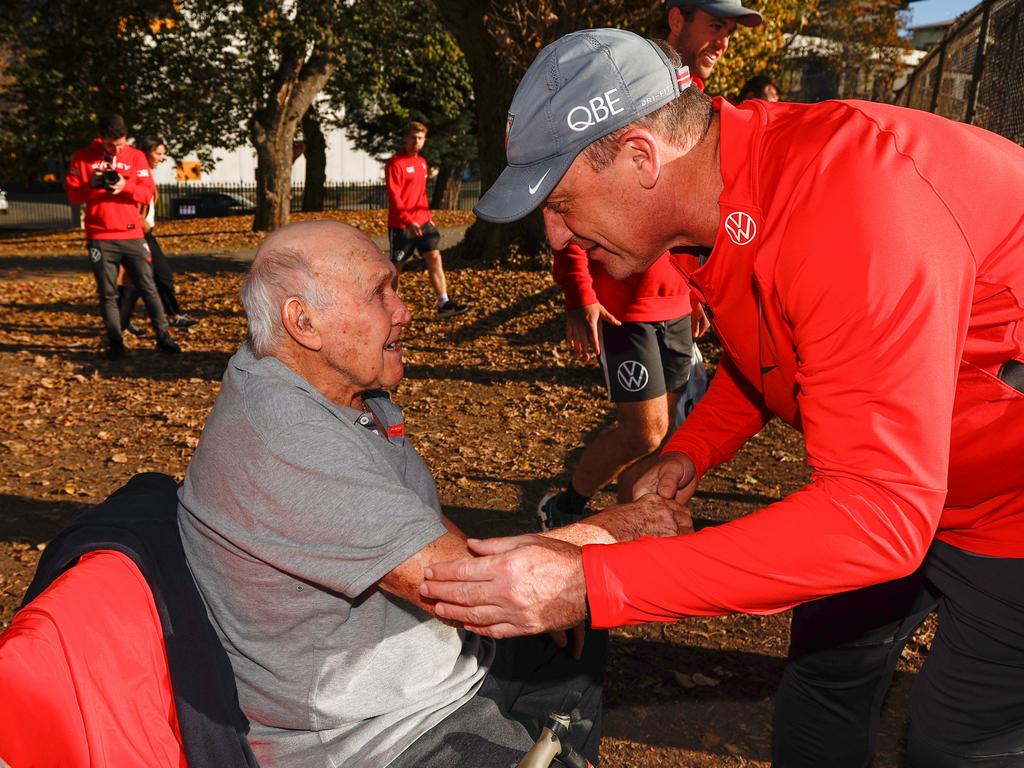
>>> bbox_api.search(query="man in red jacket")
[540,0,762,529]
[386,122,469,318]
[66,113,179,359]
[422,29,1024,766]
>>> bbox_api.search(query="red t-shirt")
[583,98,1024,625]
[552,245,691,323]
[385,151,431,229]
[65,139,153,240]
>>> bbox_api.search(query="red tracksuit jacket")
[552,245,691,323]
[583,98,1024,624]
[65,139,153,240]
[385,151,432,229]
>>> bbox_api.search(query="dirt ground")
[0,213,933,767]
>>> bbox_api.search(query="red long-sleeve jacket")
[385,151,432,229]
[583,98,1024,625]
[552,245,691,322]
[65,139,153,240]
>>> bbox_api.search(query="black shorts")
[599,315,692,403]
[389,222,441,264]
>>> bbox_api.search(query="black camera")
[101,154,121,190]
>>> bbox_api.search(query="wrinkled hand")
[691,304,710,338]
[631,451,698,506]
[575,493,693,542]
[421,534,586,638]
[566,303,619,360]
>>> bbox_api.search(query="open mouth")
[385,341,401,352]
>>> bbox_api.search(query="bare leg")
[570,394,672,499]
[422,249,448,303]
[616,391,682,501]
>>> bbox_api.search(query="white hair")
[240,244,325,358]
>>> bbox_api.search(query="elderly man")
[178,221,690,767]
[421,29,1024,767]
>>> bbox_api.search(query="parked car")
[0,189,8,215]
[169,191,255,219]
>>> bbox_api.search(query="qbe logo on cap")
[566,89,625,132]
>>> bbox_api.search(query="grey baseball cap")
[474,28,692,224]
[666,0,763,26]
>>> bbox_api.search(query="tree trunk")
[252,126,294,231]
[434,1,548,257]
[251,49,336,232]
[430,162,466,210]
[301,108,327,212]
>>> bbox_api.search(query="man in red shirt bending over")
[66,113,180,359]
[386,122,469,318]
[540,0,762,529]
[423,29,1024,767]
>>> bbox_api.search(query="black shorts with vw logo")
[598,316,692,403]
[388,222,442,264]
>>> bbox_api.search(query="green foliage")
[0,0,352,184]
[0,0,247,181]
[705,0,812,98]
[328,0,476,172]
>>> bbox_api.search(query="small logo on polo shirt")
[725,211,757,246]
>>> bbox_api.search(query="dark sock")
[562,483,590,517]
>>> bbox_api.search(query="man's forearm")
[541,494,692,547]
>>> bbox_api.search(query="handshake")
[549,492,694,546]
[419,488,695,639]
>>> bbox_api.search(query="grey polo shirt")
[178,344,492,767]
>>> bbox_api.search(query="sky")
[906,0,982,27]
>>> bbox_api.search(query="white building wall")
[153,127,385,185]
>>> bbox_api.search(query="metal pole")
[965,0,994,124]
[929,38,948,114]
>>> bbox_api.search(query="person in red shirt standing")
[65,114,180,359]
[386,122,469,318]
[540,0,761,530]
[423,29,1024,766]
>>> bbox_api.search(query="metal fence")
[896,0,1024,145]
[0,179,482,232]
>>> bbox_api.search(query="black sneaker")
[437,300,469,318]
[537,490,585,531]
[125,321,146,337]
[156,332,181,354]
[106,336,126,360]
[170,313,198,329]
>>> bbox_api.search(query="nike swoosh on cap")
[528,168,551,195]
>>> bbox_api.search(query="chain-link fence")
[0,179,482,232]
[896,0,1024,145]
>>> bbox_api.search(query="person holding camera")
[65,113,180,359]
[118,134,198,336]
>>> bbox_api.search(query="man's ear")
[620,130,661,190]
[667,7,685,44]
[281,296,322,351]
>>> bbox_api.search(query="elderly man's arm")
[378,517,473,615]
[541,493,693,546]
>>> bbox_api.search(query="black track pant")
[393,629,607,767]
[88,238,167,341]
[772,540,1024,767]
[118,231,181,325]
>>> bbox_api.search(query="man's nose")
[393,297,412,324]
[543,209,572,250]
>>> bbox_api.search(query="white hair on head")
[240,243,325,358]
